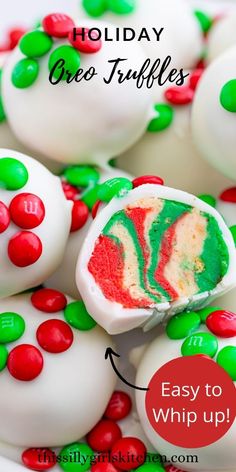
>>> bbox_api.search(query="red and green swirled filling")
[88,197,229,309]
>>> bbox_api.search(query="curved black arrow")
[105,347,149,391]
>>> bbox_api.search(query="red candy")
[91,458,120,472]
[104,391,132,421]
[111,437,146,471]
[22,448,56,470]
[70,200,89,232]
[9,193,45,229]
[42,13,75,38]
[219,187,236,203]
[36,319,73,353]
[0,201,10,233]
[92,200,102,219]
[189,69,204,91]
[132,175,164,188]
[195,59,206,70]
[31,288,67,313]
[62,182,80,201]
[9,28,27,49]
[87,419,122,452]
[164,86,194,105]
[206,310,236,338]
[68,28,102,54]
[8,231,42,267]
[7,344,43,381]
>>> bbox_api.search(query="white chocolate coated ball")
[0,149,71,298]
[208,13,236,63]
[78,0,203,70]
[135,325,236,471]
[192,46,236,181]
[0,292,116,447]
[118,104,234,195]
[2,20,152,166]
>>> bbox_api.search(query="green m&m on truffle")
[97,177,133,202]
[107,0,136,15]
[217,346,236,380]
[220,80,236,113]
[49,45,81,81]
[64,300,96,331]
[19,30,53,58]
[0,345,8,371]
[12,58,39,88]
[0,157,28,190]
[181,332,218,358]
[63,165,100,187]
[166,311,201,340]
[0,312,25,343]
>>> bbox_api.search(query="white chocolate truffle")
[192,46,236,181]
[77,181,236,334]
[216,187,236,228]
[46,165,133,299]
[118,75,234,195]
[78,0,203,70]
[135,309,236,471]
[2,19,152,166]
[0,149,71,298]
[0,291,116,447]
[208,13,236,63]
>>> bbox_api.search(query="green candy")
[107,0,136,15]
[82,0,107,17]
[58,442,93,472]
[64,301,96,331]
[0,312,25,343]
[220,80,236,113]
[0,345,8,371]
[0,96,6,123]
[198,194,216,208]
[230,225,236,245]
[97,177,133,202]
[12,58,39,88]
[148,103,174,132]
[198,306,222,323]
[49,45,81,81]
[217,346,236,380]
[194,10,213,33]
[166,311,201,340]
[64,166,99,187]
[0,157,28,190]
[181,332,218,358]
[136,464,165,472]
[19,30,53,58]
[108,158,117,168]
[81,185,100,209]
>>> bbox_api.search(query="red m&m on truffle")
[68,28,102,54]
[9,193,45,229]
[132,175,164,188]
[22,448,56,470]
[87,419,122,452]
[0,201,10,233]
[104,391,132,421]
[206,310,236,338]
[71,200,89,232]
[31,288,67,313]
[8,231,43,267]
[36,319,73,353]
[42,13,75,38]
[111,437,146,470]
[7,344,44,381]
[164,86,194,105]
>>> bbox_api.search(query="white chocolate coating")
[135,325,236,471]
[192,46,236,181]
[78,0,203,70]
[208,13,236,63]
[0,292,117,448]
[2,20,152,166]
[118,103,234,196]
[76,184,236,334]
[0,149,72,298]
[46,166,133,299]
